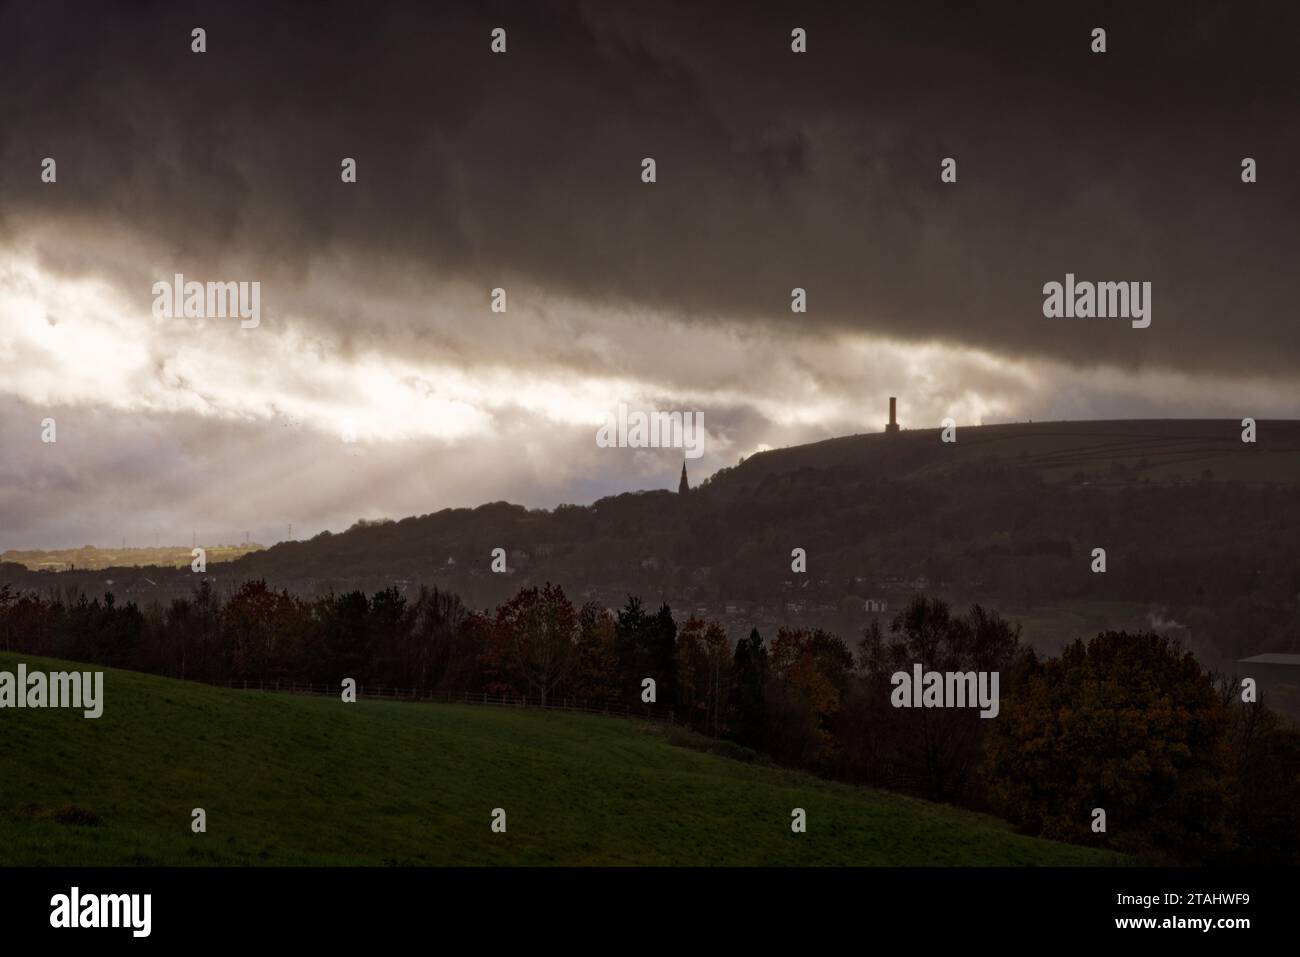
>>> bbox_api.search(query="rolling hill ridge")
[3,419,1298,667]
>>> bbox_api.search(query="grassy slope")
[740,419,1300,487]
[0,654,1123,866]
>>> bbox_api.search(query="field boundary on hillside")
[215,677,679,723]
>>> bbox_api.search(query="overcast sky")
[2,0,1298,549]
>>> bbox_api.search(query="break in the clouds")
[1,0,1298,548]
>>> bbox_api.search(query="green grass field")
[0,653,1124,866]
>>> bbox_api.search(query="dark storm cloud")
[2,0,1298,377]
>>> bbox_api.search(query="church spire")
[678,459,690,494]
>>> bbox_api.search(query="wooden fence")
[221,678,676,723]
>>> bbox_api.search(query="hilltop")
[722,418,1300,488]
[3,419,1297,667]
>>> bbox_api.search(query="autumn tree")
[766,628,854,768]
[675,617,732,734]
[570,602,621,703]
[1212,672,1300,865]
[984,630,1234,862]
[490,583,578,706]
[401,585,475,693]
[854,597,1021,803]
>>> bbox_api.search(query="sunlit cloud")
[3,242,1300,551]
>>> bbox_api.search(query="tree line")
[0,580,1295,864]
